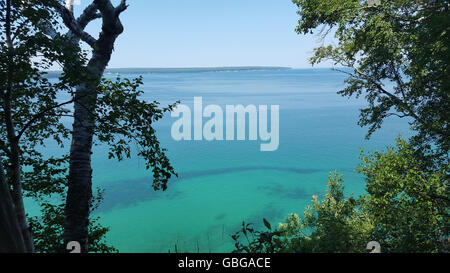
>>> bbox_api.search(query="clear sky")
[76,0,333,68]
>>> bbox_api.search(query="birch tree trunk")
[60,0,127,253]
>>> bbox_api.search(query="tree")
[0,161,26,252]
[233,140,448,253]
[359,138,449,252]
[232,172,373,253]
[293,0,449,160]
[233,1,449,253]
[49,0,178,252]
[0,0,85,252]
[0,0,165,253]
[29,188,117,253]
[290,0,448,252]
[52,0,129,253]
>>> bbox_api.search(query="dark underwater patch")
[96,166,323,213]
[258,183,313,200]
[178,166,322,180]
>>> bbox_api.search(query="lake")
[38,68,412,252]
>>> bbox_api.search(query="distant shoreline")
[105,66,292,74]
[44,66,348,77]
[45,66,292,76]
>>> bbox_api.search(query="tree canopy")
[0,0,177,252]
[233,0,449,253]
[294,0,449,159]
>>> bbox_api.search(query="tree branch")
[55,2,98,48]
[94,0,128,31]
[16,99,76,142]
[115,0,128,16]
[352,66,421,121]
[77,3,101,29]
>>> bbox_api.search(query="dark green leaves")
[294,0,450,160]
[95,76,178,191]
[234,139,448,253]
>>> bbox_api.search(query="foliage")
[233,172,373,253]
[0,0,84,251]
[0,0,86,148]
[0,0,83,179]
[29,188,117,253]
[0,0,120,252]
[237,0,450,254]
[1,0,178,252]
[293,0,450,159]
[359,138,449,252]
[96,77,179,191]
[233,139,449,253]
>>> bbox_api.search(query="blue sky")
[76,0,333,68]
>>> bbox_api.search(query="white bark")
[57,0,128,253]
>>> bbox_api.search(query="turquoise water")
[37,68,412,253]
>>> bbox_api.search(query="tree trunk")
[2,0,34,253]
[62,0,126,253]
[7,141,34,253]
[63,63,104,253]
[0,161,26,253]
[3,89,34,253]
[64,46,120,254]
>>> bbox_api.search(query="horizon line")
[45,66,340,73]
